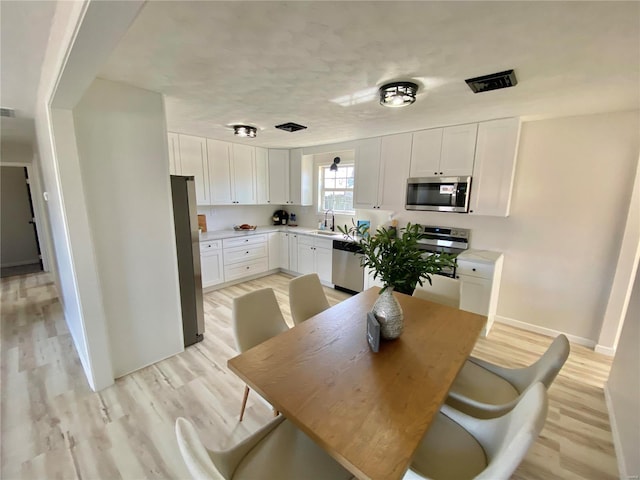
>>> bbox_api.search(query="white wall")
[0,166,40,266]
[73,78,184,378]
[1,141,33,163]
[198,204,278,231]
[302,111,640,344]
[606,265,640,479]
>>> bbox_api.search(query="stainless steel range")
[416,225,470,278]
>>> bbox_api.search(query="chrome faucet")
[324,209,335,231]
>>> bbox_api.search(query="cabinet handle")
[469,210,474,213]
[246,251,249,254]
[434,172,438,175]
[439,172,443,175]
[472,268,476,271]
[456,275,459,279]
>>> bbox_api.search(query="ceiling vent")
[275,122,307,133]
[0,107,16,118]
[465,70,517,93]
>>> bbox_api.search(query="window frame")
[317,161,356,215]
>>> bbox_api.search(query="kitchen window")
[318,163,355,214]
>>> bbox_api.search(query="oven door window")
[407,182,456,207]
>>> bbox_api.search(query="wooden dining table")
[227,287,486,480]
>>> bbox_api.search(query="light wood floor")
[1,272,618,479]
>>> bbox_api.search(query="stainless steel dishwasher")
[332,240,364,294]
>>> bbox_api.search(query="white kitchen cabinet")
[469,118,521,217]
[353,137,382,209]
[231,144,256,204]
[268,231,290,270]
[267,149,312,206]
[207,140,257,205]
[255,147,269,204]
[268,149,290,205]
[440,124,478,176]
[168,133,181,175]
[178,134,209,205]
[456,251,504,336]
[354,133,410,210]
[410,124,477,178]
[222,234,268,282]
[377,133,412,209]
[288,233,298,272]
[297,235,333,284]
[200,240,224,288]
[364,266,384,290]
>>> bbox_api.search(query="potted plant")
[338,222,456,339]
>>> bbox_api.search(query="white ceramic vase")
[372,287,404,340]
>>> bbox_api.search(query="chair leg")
[239,385,250,422]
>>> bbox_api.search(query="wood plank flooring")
[1,272,618,479]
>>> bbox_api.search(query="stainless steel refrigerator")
[170,175,205,346]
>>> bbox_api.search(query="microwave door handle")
[451,182,458,206]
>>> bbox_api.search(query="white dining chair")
[176,415,353,480]
[447,334,569,418]
[232,288,289,421]
[288,273,331,325]
[403,382,548,480]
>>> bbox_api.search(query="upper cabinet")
[255,147,269,204]
[354,138,382,209]
[267,148,312,206]
[178,134,210,205]
[469,118,521,217]
[207,140,257,205]
[410,124,477,178]
[378,133,412,209]
[267,149,290,205]
[354,134,411,210]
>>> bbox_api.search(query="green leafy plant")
[338,222,456,295]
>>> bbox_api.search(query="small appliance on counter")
[272,209,289,225]
[289,213,297,226]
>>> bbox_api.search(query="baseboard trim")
[494,315,596,348]
[603,383,626,480]
[595,344,617,356]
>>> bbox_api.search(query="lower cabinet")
[268,231,290,270]
[456,252,504,336]
[297,235,333,284]
[200,240,224,288]
[223,234,268,282]
[288,233,298,272]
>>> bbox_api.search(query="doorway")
[0,166,43,277]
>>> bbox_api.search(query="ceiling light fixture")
[379,81,418,108]
[330,156,341,171]
[233,125,257,138]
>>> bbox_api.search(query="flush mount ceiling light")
[379,81,418,108]
[330,156,341,171]
[233,125,257,138]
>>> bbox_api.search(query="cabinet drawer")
[224,244,268,265]
[200,240,222,252]
[224,258,268,282]
[223,234,267,248]
[315,237,334,250]
[298,234,315,246]
[456,261,494,279]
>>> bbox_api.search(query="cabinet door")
[469,118,520,217]
[354,137,382,209]
[289,149,312,206]
[459,275,491,316]
[288,234,298,272]
[315,247,333,284]
[297,243,315,275]
[201,251,223,287]
[268,232,280,270]
[232,144,256,204]
[179,134,209,205]
[278,232,289,269]
[378,133,412,209]
[268,149,290,204]
[255,147,269,204]
[207,139,233,205]
[410,128,443,177]
[168,133,181,174]
[440,124,477,177]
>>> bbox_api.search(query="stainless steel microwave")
[405,176,471,213]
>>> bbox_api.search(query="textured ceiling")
[100,1,640,148]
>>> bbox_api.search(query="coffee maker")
[272,209,289,225]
